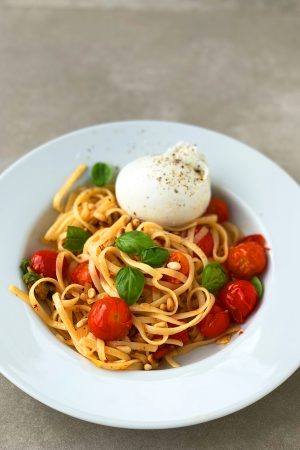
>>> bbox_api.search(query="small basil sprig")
[20,258,31,275]
[63,226,90,253]
[116,231,154,256]
[116,266,145,305]
[23,272,42,285]
[201,262,228,294]
[251,276,264,299]
[91,162,114,187]
[141,247,169,268]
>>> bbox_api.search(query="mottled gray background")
[0,1,299,449]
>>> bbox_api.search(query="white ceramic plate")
[1,121,299,429]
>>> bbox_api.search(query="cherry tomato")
[194,226,214,257]
[168,323,189,344]
[163,252,189,284]
[153,344,174,361]
[31,250,68,279]
[70,261,93,286]
[88,297,132,341]
[198,304,230,338]
[239,234,267,249]
[227,241,267,278]
[218,280,258,323]
[206,197,229,222]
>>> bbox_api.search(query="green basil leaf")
[23,272,42,285]
[63,226,90,253]
[116,231,154,256]
[116,266,145,305]
[141,246,169,268]
[251,276,264,299]
[201,262,228,294]
[20,258,31,275]
[91,162,114,187]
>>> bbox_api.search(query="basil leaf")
[141,246,169,268]
[201,262,228,294]
[23,272,42,285]
[116,266,145,305]
[116,231,154,256]
[63,226,90,253]
[91,162,114,187]
[251,276,264,299]
[20,258,31,275]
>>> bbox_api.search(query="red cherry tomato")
[31,250,68,279]
[163,252,189,284]
[206,197,229,222]
[227,241,267,278]
[198,304,230,338]
[70,261,93,286]
[218,280,258,323]
[239,234,267,249]
[194,226,214,257]
[168,323,189,345]
[88,297,132,341]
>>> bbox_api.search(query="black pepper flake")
[174,189,179,193]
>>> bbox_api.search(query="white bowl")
[1,121,299,429]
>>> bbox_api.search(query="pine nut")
[167,297,174,311]
[132,218,141,228]
[144,364,152,371]
[159,303,167,311]
[87,288,96,299]
[80,293,87,301]
[154,321,167,328]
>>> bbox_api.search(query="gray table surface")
[0,1,299,449]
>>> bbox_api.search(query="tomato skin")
[198,304,230,338]
[163,252,189,284]
[194,226,214,257]
[153,344,174,361]
[31,250,68,279]
[206,197,229,222]
[88,297,132,341]
[239,234,267,248]
[70,261,93,286]
[218,280,258,323]
[227,241,267,278]
[168,323,189,345]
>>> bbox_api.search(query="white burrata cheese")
[115,142,211,227]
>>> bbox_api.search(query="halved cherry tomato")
[198,304,230,338]
[206,197,229,222]
[71,261,93,286]
[163,252,189,284]
[31,250,68,279]
[153,344,174,361]
[194,225,214,257]
[239,234,267,249]
[88,297,132,341]
[227,241,267,278]
[218,280,257,323]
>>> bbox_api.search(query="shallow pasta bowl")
[0,121,299,429]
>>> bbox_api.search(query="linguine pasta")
[10,165,242,371]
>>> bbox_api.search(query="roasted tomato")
[194,225,214,257]
[198,304,230,338]
[163,252,189,284]
[70,261,93,286]
[88,297,132,341]
[153,344,174,361]
[31,250,68,279]
[226,241,267,278]
[218,280,258,323]
[239,234,267,249]
[206,197,229,222]
[168,323,189,345]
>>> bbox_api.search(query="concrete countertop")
[0,1,299,449]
